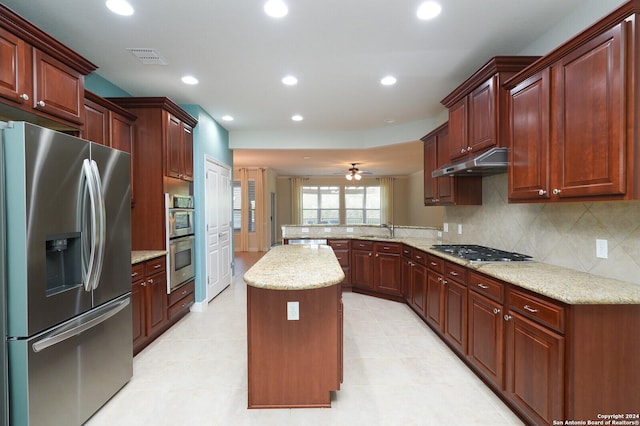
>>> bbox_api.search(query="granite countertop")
[244,244,344,290]
[287,235,640,304]
[132,250,167,265]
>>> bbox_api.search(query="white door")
[205,157,232,302]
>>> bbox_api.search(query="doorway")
[204,156,232,302]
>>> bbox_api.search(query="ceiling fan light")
[345,174,353,181]
[355,173,362,180]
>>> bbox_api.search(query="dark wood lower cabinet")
[410,262,427,317]
[425,272,444,329]
[505,312,564,425]
[467,291,504,387]
[443,279,467,353]
[351,243,374,290]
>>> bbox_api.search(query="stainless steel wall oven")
[166,194,195,291]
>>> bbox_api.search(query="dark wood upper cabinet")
[506,1,640,202]
[0,5,96,128]
[441,56,539,163]
[422,123,482,206]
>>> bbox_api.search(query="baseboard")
[190,300,208,312]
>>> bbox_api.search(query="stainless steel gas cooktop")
[431,245,532,263]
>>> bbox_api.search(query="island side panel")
[247,284,340,408]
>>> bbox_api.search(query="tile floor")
[86,252,523,425]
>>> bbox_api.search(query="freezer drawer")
[7,295,133,426]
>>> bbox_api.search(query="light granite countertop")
[283,235,640,304]
[244,244,344,290]
[132,250,167,265]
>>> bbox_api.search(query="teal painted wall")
[85,73,131,97]
[182,105,233,303]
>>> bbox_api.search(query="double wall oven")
[166,194,195,292]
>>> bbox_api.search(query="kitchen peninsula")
[244,244,344,408]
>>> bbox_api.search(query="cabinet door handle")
[383,247,390,250]
[154,264,161,269]
[20,93,29,101]
[37,100,46,107]
[538,189,547,196]
[336,257,342,260]
[449,271,459,276]
[467,146,473,152]
[368,252,372,256]
[375,253,379,257]
[552,188,562,195]
[141,281,147,287]
[504,314,512,321]
[523,305,538,313]
[493,308,501,315]
[437,276,442,282]
[461,148,466,154]
[430,261,437,266]
[443,280,448,285]
[477,283,489,289]
[148,278,154,284]
[415,255,422,260]
[131,272,139,278]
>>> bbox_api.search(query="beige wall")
[443,174,640,286]
[407,170,444,228]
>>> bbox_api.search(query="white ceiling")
[1,0,623,177]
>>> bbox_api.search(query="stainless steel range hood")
[431,147,508,177]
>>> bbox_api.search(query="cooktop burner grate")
[431,245,532,262]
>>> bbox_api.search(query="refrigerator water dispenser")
[45,232,81,296]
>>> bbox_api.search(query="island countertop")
[243,244,345,290]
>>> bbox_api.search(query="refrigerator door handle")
[89,159,106,290]
[31,297,130,353]
[81,159,99,292]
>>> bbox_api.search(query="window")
[233,180,257,232]
[302,186,340,224]
[345,186,381,225]
[233,181,241,231]
[301,185,381,225]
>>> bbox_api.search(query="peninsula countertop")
[243,244,344,290]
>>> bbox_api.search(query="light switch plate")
[596,239,608,259]
[346,227,354,233]
[443,223,449,233]
[457,224,463,235]
[287,301,299,320]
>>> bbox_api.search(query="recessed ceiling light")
[222,115,234,122]
[385,118,396,124]
[417,1,442,20]
[282,75,298,85]
[106,0,134,16]
[303,156,310,160]
[264,0,288,18]
[291,114,303,122]
[381,76,397,86]
[181,75,198,85]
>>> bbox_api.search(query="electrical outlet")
[301,228,309,233]
[458,224,463,235]
[596,239,608,259]
[346,227,354,233]
[324,227,331,233]
[287,301,299,320]
[437,231,443,238]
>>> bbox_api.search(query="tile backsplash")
[443,174,640,286]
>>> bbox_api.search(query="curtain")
[290,177,305,225]
[380,176,395,225]
[255,168,266,251]
[239,168,249,251]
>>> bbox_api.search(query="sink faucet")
[382,223,395,238]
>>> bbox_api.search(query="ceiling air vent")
[127,48,168,65]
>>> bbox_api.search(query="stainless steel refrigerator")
[1,121,133,425]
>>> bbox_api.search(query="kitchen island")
[244,244,344,408]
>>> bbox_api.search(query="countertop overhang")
[244,244,344,290]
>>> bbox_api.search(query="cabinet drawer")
[445,262,466,284]
[402,246,412,258]
[468,271,504,303]
[375,242,401,254]
[168,292,194,321]
[509,289,565,333]
[145,257,166,275]
[426,255,444,273]
[352,240,373,251]
[328,239,350,250]
[131,263,145,282]
[168,280,194,306]
[412,250,427,266]
[333,249,350,267]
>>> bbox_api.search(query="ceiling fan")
[344,163,370,181]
